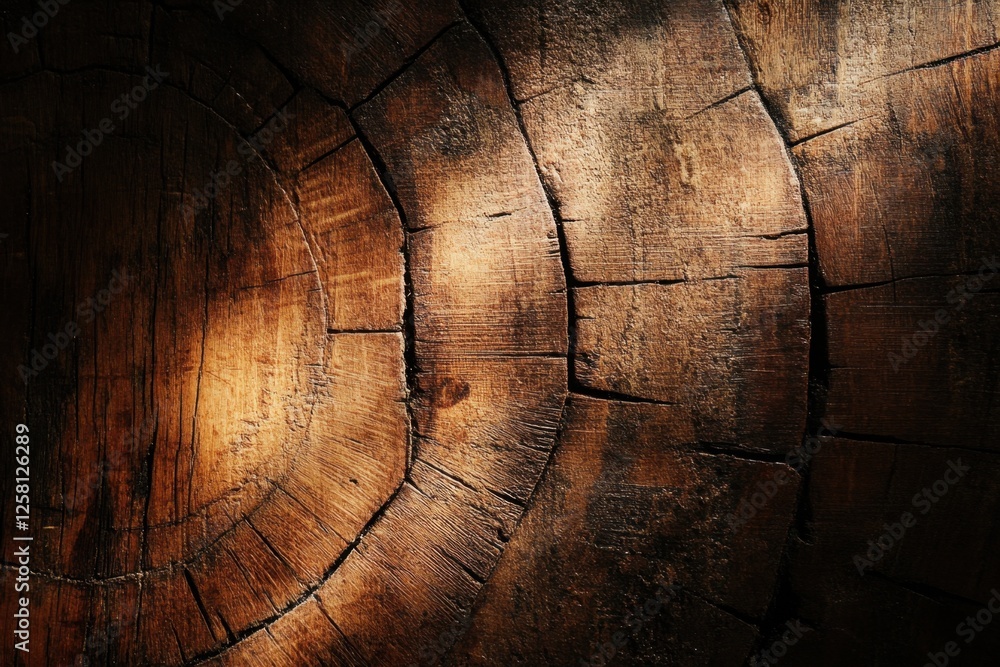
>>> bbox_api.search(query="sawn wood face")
[0,1,997,665]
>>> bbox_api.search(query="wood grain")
[449,395,798,664]
[574,269,810,452]
[0,0,997,665]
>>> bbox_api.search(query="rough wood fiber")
[449,396,798,664]
[783,438,1000,664]
[793,49,1000,287]
[726,0,1000,143]
[150,6,296,134]
[825,278,1000,450]
[467,0,809,283]
[297,140,405,331]
[726,2,1000,664]
[185,0,463,105]
[0,47,412,661]
[0,0,997,665]
[0,69,324,583]
[574,269,810,451]
[266,90,355,175]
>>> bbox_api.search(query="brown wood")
[449,395,797,665]
[297,139,405,331]
[1,0,998,665]
[826,279,1000,450]
[786,438,1000,664]
[573,270,810,452]
[790,49,1000,287]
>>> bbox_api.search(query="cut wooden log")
[726,0,1000,143]
[449,395,798,664]
[266,90,355,176]
[574,269,810,452]
[467,0,809,283]
[729,4,1000,664]
[204,596,367,667]
[825,278,1000,450]
[1,1,998,665]
[0,68,324,583]
[297,139,406,331]
[184,0,463,105]
[145,5,297,135]
[792,49,1000,287]
[784,438,1000,664]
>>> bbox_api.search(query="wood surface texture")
[0,0,997,665]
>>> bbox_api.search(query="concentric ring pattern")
[2,0,999,665]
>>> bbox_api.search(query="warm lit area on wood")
[1,1,998,665]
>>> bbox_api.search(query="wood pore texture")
[0,0,997,665]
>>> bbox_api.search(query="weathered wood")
[467,0,809,283]
[297,140,405,331]
[574,269,810,451]
[728,3,1000,664]
[726,0,1000,143]
[267,90,355,176]
[1,5,409,661]
[185,0,463,105]
[205,597,366,667]
[1,1,998,665]
[149,5,295,135]
[155,17,567,667]
[283,332,407,545]
[826,279,1000,450]
[0,66,325,586]
[784,438,1000,664]
[450,396,798,664]
[792,49,1000,287]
